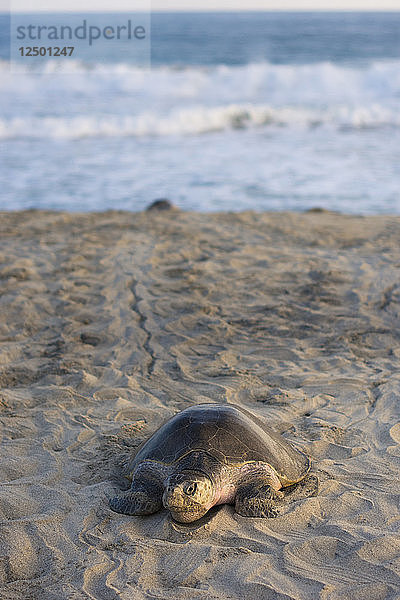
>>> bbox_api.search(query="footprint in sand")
[389,423,400,444]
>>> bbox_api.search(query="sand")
[0,208,400,600]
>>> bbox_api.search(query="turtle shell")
[130,403,310,486]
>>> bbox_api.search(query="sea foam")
[1,59,399,139]
[0,103,398,139]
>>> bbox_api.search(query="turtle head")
[163,471,215,523]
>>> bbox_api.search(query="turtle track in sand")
[1,210,400,599]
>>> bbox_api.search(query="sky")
[6,0,400,10]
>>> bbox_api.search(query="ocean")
[0,11,399,213]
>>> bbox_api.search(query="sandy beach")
[1,208,400,600]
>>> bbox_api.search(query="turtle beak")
[162,483,193,510]
[162,484,208,522]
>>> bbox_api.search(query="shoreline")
[1,209,400,599]
[2,206,399,215]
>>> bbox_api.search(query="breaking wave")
[1,58,399,138]
[2,58,400,102]
[0,103,399,139]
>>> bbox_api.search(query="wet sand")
[1,209,400,599]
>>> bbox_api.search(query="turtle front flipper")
[235,480,284,518]
[110,481,163,516]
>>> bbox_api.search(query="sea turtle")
[109,403,314,523]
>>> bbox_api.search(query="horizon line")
[4,7,400,12]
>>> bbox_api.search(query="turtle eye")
[184,482,197,496]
